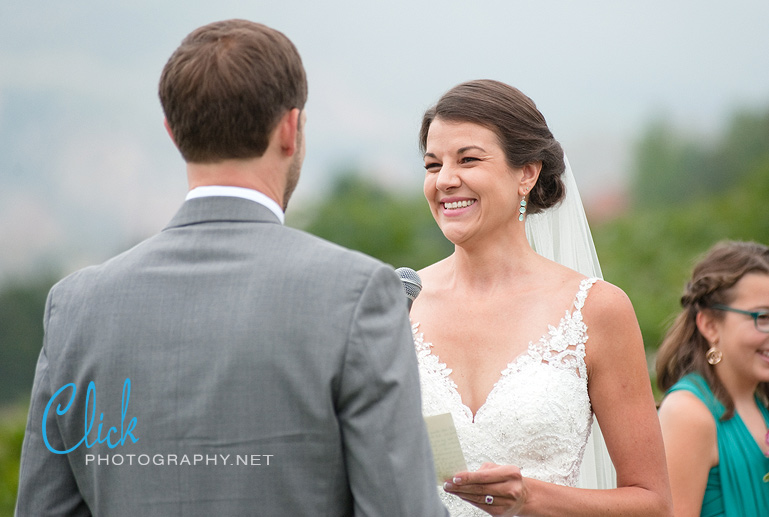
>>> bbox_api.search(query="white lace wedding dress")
[414,277,599,516]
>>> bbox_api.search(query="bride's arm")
[444,281,673,516]
[531,281,671,515]
[578,281,671,514]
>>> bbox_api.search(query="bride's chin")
[440,231,470,247]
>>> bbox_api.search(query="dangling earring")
[518,188,529,222]
[706,341,722,365]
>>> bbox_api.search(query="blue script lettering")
[42,378,139,454]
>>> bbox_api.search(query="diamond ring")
[485,495,494,505]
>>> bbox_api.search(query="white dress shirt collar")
[185,186,284,224]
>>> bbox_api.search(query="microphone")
[395,267,422,312]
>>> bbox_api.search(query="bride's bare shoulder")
[583,279,634,314]
[580,279,642,349]
[535,256,588,288]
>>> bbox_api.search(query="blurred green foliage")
[0,407,25,517]
[0,276,57,405]
[597,159,769,357]
[601,105,769,355]
[288,173,454,270]
[631,108,769,206]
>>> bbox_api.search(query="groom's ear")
[519,161,542,195]
[163,118,178,148]
[275,108,301,157]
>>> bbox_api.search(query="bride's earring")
[518,187,529,222]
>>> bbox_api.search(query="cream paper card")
[423,412,467,484]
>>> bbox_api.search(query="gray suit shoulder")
[46,237,155,296]
[281,225,388,270]
[50,223,399,304]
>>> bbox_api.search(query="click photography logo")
[42,378,274,468]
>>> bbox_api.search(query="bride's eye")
[424,162,441,172]
[460,156,479,164]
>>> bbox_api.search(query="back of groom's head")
[159,19,307,164]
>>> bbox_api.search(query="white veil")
[525,155,617,490]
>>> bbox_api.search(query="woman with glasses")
[657,240,769,516]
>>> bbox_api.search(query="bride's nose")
[435,164,461,191]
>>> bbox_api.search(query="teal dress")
[668,373,769,516]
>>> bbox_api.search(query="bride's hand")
[443,462,527,516]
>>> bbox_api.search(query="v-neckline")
[733,397,769,457]
[415,306,573,422]
[414,277,597,422]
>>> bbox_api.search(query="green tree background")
[600,107,769,365]
[1,104,768,514]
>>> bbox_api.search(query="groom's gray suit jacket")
[16,196,446,517]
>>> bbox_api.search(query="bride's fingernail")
[452,476,462,484]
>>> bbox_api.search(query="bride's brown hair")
[419,80,565,215]
[656,240,769,419]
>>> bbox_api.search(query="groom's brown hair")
[159,19,307,163]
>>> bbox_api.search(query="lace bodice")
[414,277,599,516]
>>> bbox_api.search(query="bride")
[410,80,672,516]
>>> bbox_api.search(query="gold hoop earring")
[706,342,722,365]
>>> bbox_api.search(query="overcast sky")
[1,0,768,279]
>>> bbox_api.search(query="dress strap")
[573,277,600,312]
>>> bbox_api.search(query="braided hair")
[656,240,769,419]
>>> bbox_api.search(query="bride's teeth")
[444,200,475,210]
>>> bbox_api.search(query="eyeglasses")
[710,304,769,333]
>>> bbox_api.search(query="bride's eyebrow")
[458,145,486,154]
[423,146,487,159]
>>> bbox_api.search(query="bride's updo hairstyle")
[656,240,769,419]
[419,79,565,214]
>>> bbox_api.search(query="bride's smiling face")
[423,118,528,245]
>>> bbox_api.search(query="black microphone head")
[395,267,422,302]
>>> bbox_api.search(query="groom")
[15,19,446,516]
